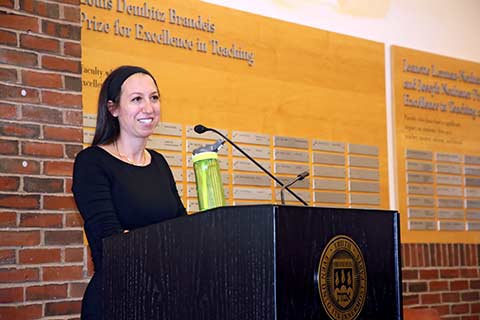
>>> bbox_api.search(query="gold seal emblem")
[317,235,367,320]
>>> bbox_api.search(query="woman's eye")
[132,96,142,103]
[151,95,159,102]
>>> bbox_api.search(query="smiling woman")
[72,66,186,320]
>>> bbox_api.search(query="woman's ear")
[107,100,118,117]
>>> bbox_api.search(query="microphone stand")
[280,172,309,205]
[196,125,308,206]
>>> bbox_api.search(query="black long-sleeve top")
[72,146,186,271]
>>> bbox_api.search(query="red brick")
[42,19,80,40]
[42,265,83,281]
[402,269,418,280]
[45,230,83,245]
[0,287,24,303]
[0,211,17,227]
[64,110,82,125]
[42,90,82,108]
[65,178,73,193]
[472,302,480,313]
[0,11,39,32]
[0,176,20,191]
[471,279,480,289]
[24,176,64,193]
[65,144,82,159]
[64,75,82,91]
[441,268,460,278]
[452,303,469,314]
[44,160,73,176]
[65,247,84,262]
[19,248,62,264]
[408,281,427,293]
[64,41,80,57]
[0,66,17,81]
[44,126,82,142]
[20,213,63,228]
[0,230,40,246]
[0,267,39,282]
[421,292,441,304]
[42,55,80,73]
[22,141,64,157]
[62,5,80,22]
[20,34,60,53]
[0,249,16,265]
[430,280,449,291]
[69,282,87,298]
[0,0,14,8]
[401,244,410,267]
[403,294,419,306]
[442,244,448,266]
[21,69,62,88]
[45,300,82,316]
[0,195,40,209]
[65,213,83,227]
[460,268,478,278]
[451,280,469,291]
[20,0,59,18]
[44,195,76,210]
[0,102,18,120]
[0,83,40,103]
[461,291,480,302]
[419,269,439,280]
[429,244,436,266]
[26,283,67,301]
[0,304,42,320]
[0,48,38,67]
[0,158,41,174]
[442,292,460,302]
[0,120,40,138]
[22,104,63,124]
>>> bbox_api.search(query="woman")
[72,66,186,319]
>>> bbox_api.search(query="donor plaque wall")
[392,46,480,243]
[81,1,390,211]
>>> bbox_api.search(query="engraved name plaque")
[153,122,182,136]
[312,140,345,153]
[232,131,270,146]
[274,136,308,149]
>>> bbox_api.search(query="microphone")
[194,124,309,206]
[280,171,309,205]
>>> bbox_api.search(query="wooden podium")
[103,205,402,319]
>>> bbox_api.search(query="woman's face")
[110,73,160,141]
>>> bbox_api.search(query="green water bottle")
[192,140,226,211]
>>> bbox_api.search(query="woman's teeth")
[138,118,153,124]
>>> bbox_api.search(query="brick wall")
[402,243,480,319]
[0,0,87,319]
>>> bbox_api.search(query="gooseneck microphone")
[194,124,308,206]
[280,171,309,205]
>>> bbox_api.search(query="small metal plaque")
[349,168,379,181]
[436,175,462,185]
[312,140,345,153]
[436,186,462,197]
[435,152,462,163]
[466,210,480,220]
[406,149,433,160]
[438,210,464,219]
[348,144,378,156]
[408,208,435,218]
[275,177,310,189]
[436,164,461,174]
[153,122,182,136]
[83,113,97,128]
[467,222,480,231]
[275,189,310,202]
[348,156,378,168]
[466,188,480,197]
[233,187,272,200]
[407,161,433,172]
[465,155,480,165]
[465,178,480,187]
[274,163,309,175]
[408,183,434,195]
[466,200,480,209]
[313,166,345,178]
[274,149,309,162]
[147,137,182,151]
[233,174,271,187]
[350,181,380,193]
[186,156,228,170]
[163,153,183,167]
[314,192,346,204]
[407,173,433,184]
[233,159,271,172]
[408,197,434,207]
[187,200,199,212]
[437,198,463,208]
[438,221,465,231]
[232,145,270,159]
[312,153,345,166]
[408,220,436,231]
[232,131,270,146]
[464,166,480,176]
[349,194,380,205]
[186,126,228,140]
[83,130,94,144]
[186,140,228,155]
[176,184,183,197]
[172,168,183,182]
[273,136,308,149]
[313,178,346,191]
